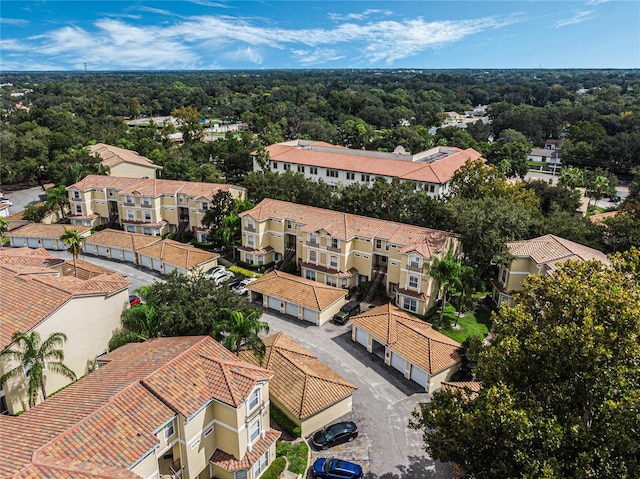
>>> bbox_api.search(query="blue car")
[312,458,363,479]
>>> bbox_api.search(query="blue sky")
[1,1,638,71]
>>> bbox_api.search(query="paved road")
[3,185,47,216]
[259,311,453,479]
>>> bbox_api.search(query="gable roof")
[264,140,483,185]
[241,199,457,257]
[0,337,273,478]
[88,143,163,171]
[85,228,161,251]
[507,234,609,269]
[239,332,356,420]
[247,270,346,311]
[352,304,461,374]
[8,223,92,239]
[136,239,219,269]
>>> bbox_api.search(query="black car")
[311,421,358,450]
[332,301,361,324]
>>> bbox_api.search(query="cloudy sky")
[1,1,638,71]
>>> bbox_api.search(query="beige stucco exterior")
[109,161,160,179]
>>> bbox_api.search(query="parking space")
[260,311,454,479]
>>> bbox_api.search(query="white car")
[0,195,13,206]
[232,278,257,295]
[204,265,226,280]
[213,270,234,286]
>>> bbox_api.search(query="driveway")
[2,185,47,216]
[259,311,453,479]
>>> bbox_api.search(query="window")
[73,190,80,199]
[201,202,209,211]
[108,190,114,197]
[258,255,264,266]
[245,254,254,265]
[144,211,151,221]
[164,422,175,440]
[309,250,317,262]
[409,256,420,268]
[403,297,417,312]
[249,418,261,444]
[75,205,82,215]
[248,388,260,411]
[127,210,135,220]
[346,172,355,180]
[271,161,278,170]
[178,195,184,203]
[286,220,293,229]
[143,227,151,235]
[305,270,316,281]
[326,277,337,287]
[297,165,305,173]
[142,197,151,206]
[331,238,339,249]
[501,268,508,284]
[125,195,133,204]
[283,164,291,170]
[309,233,318,244]
[310,167,318,175]
[246,218,255,229]
[341,278,348,288]
[247,235,255,247]
[235,470,248,479]
[253,451,268,479]
[361,174,370,182]
[330,256,338,268]
[409,275,418,288]
[429,184,435,193]
[204,426,214,438]
[375,239,382,249]
[126,226,136,233]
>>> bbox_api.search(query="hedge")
[271,404,301,437]
[261,456,286,479]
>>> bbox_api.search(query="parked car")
[129,295,141,307]
[204,265,226,280]
[232,278,257,295]
[312,458,363,479]
[213,270,234,286]
[610,194,621,203]
[227,277,245,289]
[311,421,358,450]
[332,301,361,324]
[0,195,13,206]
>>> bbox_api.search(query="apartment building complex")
[67,175,246,241]
[253,140,484,197]
[89,143,163,178]
[0,336,279,479]
[239,199,460,315]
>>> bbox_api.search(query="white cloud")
[328,9,393,22]
[0,18,30,26]
[136,6,174,16]
[291,48,345,65]
[586,0,610,5]
[221,46,263,64]
[187,0,229,8]
[555,9,594,28]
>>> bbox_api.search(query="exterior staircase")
[363,268,385,303]
[105,211,119,228]
[277,248,296,271]
[175,219,189,239]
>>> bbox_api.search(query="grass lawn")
[426,297,493,344]
[276,440,308,475]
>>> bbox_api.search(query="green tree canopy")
[60,228,86,277]
[212,308,270,363]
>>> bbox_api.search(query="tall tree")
[558,166,585,190]
[212,308,269,363]
[410,255,640,478]
[60,228,85,278]
[0,216,8,250]
[428,251,463,326]
[0,331,77,409]
[45,184,69,219]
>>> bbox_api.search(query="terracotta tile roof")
[507,234,609,267]
[241,199,457,256]
[588,210,621,224]
[300,262,357,278]
[247,271,346,311]
[265,140,484,184]
[59,258,115,280]
[352,304,461,374]
[68,175,244,202]
[136,239,219,269]
[85,228,161,251]
[0,247,65,268]
[210,430,281,471]
[89,143,163,171]
[441,381,481,399]
[8,223,91,239]
[239,332,356,420]
[0,337,272,477]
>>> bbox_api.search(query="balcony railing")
[407,264,422,273]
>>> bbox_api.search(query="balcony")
[245,224,256,232]
[141,203,153,208]
[407,264,422,273]
[326,246,341,253]
[159,458,183,479]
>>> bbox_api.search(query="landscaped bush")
[271,405,301,437]
[229,265,261,278]
[283,260,297,274]
[261,456,286,479]
[285,442,309,475]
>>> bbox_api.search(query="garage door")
[285,302,298,317]
[152,258,162,272]
[164,264,175,274]
[140,255,151,268]
[355,327,368,347]
[97,245,108,257]
[268,296,281,311]
[27,238,40,248]
[390,352,406,373]
[12,237,26,247]
[410,365,428,389]
[41,239,54,250]
[124,250,135,263]
[111,248,122,260]
[302,308,317,324]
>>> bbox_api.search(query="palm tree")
[0,216,8,250]
[429,251,463,327]
[0,331,76,409]
[45,185,69,219]
[558,166,585,190]
[60,228,85,277]
[590,175,610,208]
[212,309,269,363]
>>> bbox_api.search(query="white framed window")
[375,239,382,249]
[178,195,184,203]
[127,210,135,220]
[283,164,291,170]
[501,268,508,284]
[142,196,151,206]
[75,205,82,215]
[326,277,337,287]
[309,233,317,244]
[204,426,214,438]
[297,166,305,173]
[154,228,160,236]
[271,161,278,170]
[164,421,175,440]
[253,451,268,479]
[330,256,338,268]
[409,275,418,289]
[341,278,348,288]
[125,195,133,204]
[247,235,255,247]
[201,201,209,211]
[346,172,355,180]
[235,470,248,479]
[305,270,316,281]
[429,184,436,193]
[403,297,417,312]
[144,211,151,221]
[310,167,318,175]
[409,256,420,268]
[108,190,114,197]
[361,174,370,182]
[286,220,293,229]
[246,218,255,229]
[73,190,80,199]
[331,238,339,249]
[246,254,254,265]
[248,388,260,412]
[309,250,317,262]
[126,226,136,233]
[326,169,338,178]
[143,227,151,235]
[249,417,261,444]
[258,255,264,265]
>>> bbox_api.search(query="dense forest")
[1,69,639,277]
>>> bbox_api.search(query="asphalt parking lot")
[260,311,454,479]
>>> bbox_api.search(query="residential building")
[0,248,131,415]
[67,175,246,241]
[239,199,461,315]
[351,304,461,393]
[492,234,609,307]
[239,332,357,436]
[89,143,163,178]
[0,336,280,479]
[527,147,562,175]
[254,140,484,197]
[8,223,91,250]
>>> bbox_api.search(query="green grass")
[261,457,286,479]
[427,298,492,344]
[276,440,309,475]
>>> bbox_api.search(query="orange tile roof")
[68,175,244,201]
[8,223,91,239]
[247,271,346,311]
[441,380,482,399]
[85,228,161,250]
[507,234,609,267]
[89,143,163,171]
[352,304,461,374]
[1,337,273,478]
[265,140,484,184]
[210,430,281,471]
[0,247,65,268]
[59,258,115,280]
[240,332,356,420]
[136,239,219,269]
[242,199,457,255]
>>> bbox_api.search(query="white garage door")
[152,258,162,271]
[355,327,369,347]
[268,296,281,311]
[164,264,175,274]
[111,248,122,260]
[302,308,317,324]
[390,352,406,373]
[140,255,151,268]
[410,364,428,388]
[124,250,135,263]
[27,238,40,248]
[41,239,54,250]
[12,237,26,247]
[97,245,108,257]
[285,302,298,317]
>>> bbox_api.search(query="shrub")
[229,265,261,278]
[283,260,298,274]
[286,442,309,475]
[271,405,301,437]
[261,456,286,479]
